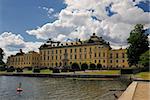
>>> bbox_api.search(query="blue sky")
[0,0,150,61]
[0,0,66,41]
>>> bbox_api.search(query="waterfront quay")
[119,81,150,100]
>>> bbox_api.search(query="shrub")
[52,68,60,73]
[89,63,96,70]
[71,63,80,72]
[49,67,53,70]
[33,68,40,73]
[16,68,23,72]
[97,63,102,70]
[61,66,69,72]
[81,63,88,71]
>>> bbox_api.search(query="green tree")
[0,48,5,65]
[127,24,149,67]
[89,63,96,71]
[97,63,102,70]
[71,63,80,73]
[139,50,149,70]
[81,63,88,71]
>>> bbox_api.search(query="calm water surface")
[0,76,129,100]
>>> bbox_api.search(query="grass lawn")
[23,70,33,74]
[77,70,120,75]
[40,69,52,74]
[0,71,7,74]
[134,72,150,80]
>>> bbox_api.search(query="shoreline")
[0,73,121,78]
[0,72,149,82]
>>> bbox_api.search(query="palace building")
[7,49,40,68]
[7,33,129,68]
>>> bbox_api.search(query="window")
[52,56,53,60]
[75,55,77,59]
[70,49,72,53]
[90,55,92,59]
[95,60,96,63]
[110,60,112,63]
[79,48,82,52]
[116,60,118,63]
[60,62,62,66]
[56,50,57,54]
[95,53,96,57]
[116,53,118,58]
[65,49,67,53]
[103,53,105,57]
[48,51,49,54]
[122,53,125,58]
[56,56,57,60]
[56,62,58,66]
[103,60,105,63]
[47,56,49,60]
[122,60,125,63]
[99,53,100,57]
[52,50,54,54]
[60,50,62,54]
[84,48,86,52]
[90,48,92,52]
[110,53,112,58]
[60,55,62,59]
[99,60,100,63]
[74,48,76,53]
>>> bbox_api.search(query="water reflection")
[0,76,128,100]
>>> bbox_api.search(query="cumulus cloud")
[0,32,42,62]
[26,0,150,49]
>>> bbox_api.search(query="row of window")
[10,62,39,65]
[41,53,126,61]
[10,57,39,62]
[42,47,106,55]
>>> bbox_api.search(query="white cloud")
[0,32,42,62]
[39,6,55,18]
[26,0,150,49]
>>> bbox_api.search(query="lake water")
[0,76,129,100]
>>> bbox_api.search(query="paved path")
[118,81,150,100]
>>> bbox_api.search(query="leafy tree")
[0,65,7,71]
[0,48,5,65]
[7,66,15,72]
[127,24,149,67]
[139,50,149,70]
[33,68,40,73]
[97,63,102,70]
[89,63,96,71]
[71,63,80,73]
[81,63,88,71]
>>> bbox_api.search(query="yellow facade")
[39,33,129,68]
[7,50,40,68]
[7,33,129,68]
